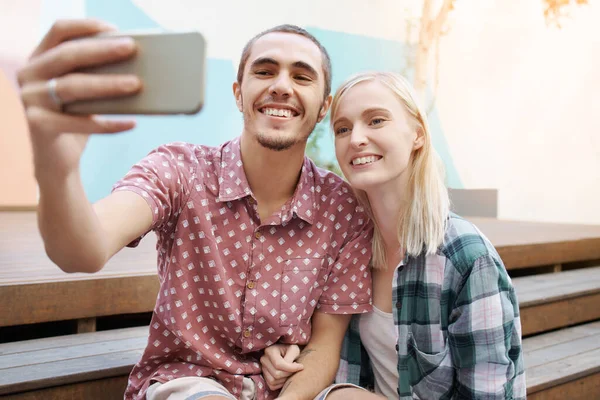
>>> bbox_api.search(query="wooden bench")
[0,327,148,399]
[513,265,600,336]
[2,321,600,399]
[2,264,599,398]
[3,212,600,335]
[469,217,600,271]
[524,320,600,399]
[0,211,159,334]
[2,212,600,397]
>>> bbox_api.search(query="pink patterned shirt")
[113,138,373,400]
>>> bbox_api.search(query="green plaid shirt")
[335,213,526,399]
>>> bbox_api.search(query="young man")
[17,20,373,400]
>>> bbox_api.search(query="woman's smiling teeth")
[352,155,381,166]
[261,107,295,118]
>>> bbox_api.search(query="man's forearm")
[37,169,109,273]
[277,344,339,400]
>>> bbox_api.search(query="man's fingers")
[262,369,278,391]
[21,73,142,111]
[272,359,304,374]
[263,369,286,391]
[283,345,301,363]
[31,19,117,58]
[26,106,136,136]
[274,346,304,373]
[20,36,137,84]
[264,344,286,357]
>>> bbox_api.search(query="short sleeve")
[112,143,199,244]
[317,217,373,314]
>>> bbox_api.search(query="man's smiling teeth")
[352,156,379,166]
[262,108,293,118]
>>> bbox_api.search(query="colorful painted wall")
[1,0,599,225]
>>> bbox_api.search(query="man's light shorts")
[146,377,367,400]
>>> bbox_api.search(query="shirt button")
[243,328,252,338]
[248,198,255,205]
[395,302,402,309]
[255,231,261,239]
[247,281,255,289]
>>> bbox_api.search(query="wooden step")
[2,320,600,399]
[513,265,600,335]
[524,321,600,399]
[470,217,600,270]
[0,326,148,398]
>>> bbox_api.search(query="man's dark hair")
[236,24,332,99]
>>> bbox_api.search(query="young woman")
[261,72,526,399]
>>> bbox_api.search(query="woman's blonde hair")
[330,71,449,268]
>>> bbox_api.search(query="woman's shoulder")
[437,212,502,276]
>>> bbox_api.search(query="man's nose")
[269,74,293,98]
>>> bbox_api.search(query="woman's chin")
[346,175,379,192]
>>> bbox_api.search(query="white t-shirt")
[359,305,399,399]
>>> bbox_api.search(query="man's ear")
[413,126,425,150]
[232,82,243,112]
[317,94,332,123]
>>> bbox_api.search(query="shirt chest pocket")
[279,257,327,327]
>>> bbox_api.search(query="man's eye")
[255,71,272,76]
[295,75,311,81]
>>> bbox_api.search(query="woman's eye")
[370,118,384,125]
[335,127,349,135]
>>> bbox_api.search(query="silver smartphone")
[64,30,206,115]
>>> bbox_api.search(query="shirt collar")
[283,158,316,225]
[217,138,317,225]
[217,138,253,202]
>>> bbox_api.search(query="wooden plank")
[525,345,600,393]
[0,212,158,286]
[2,375,128,400]
[520,293,600,336]
[512,266,600,293]
[528,373,600,400]
[0,206,36,212]
[513,266,600,306]
[523,320,600,352]
[2,214,600,328]
[524,331,600,369]
[0,275,159,327]
[0,336,147,370]
[469,217,600,270]
[0,349,143,395]
[498,238,600,270]
[0,326,148,355]
[0,211,160,327]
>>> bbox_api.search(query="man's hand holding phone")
[18,19,142,178]
[18,19,206,180]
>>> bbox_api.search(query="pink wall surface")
[0,69,37,208]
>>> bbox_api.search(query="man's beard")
[255,131,307,151]
[247,113,321,152]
